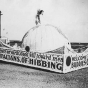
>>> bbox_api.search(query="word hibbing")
[0,48,63,71]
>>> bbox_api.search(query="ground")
[0,61,88,88]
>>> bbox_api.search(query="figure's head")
[37,9,44,15]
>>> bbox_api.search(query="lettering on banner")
[0,53,28,64]
[28,52,63,71]
[52,55,63,62]
[29,52,63,62]
[0,48,28,57]
[0,48,63,71]
[36,53,51,60]
[71,54,88,68]
[28,58,63,71]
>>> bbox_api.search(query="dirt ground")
[0,61,88,88]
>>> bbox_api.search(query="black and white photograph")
[0,0,88,88]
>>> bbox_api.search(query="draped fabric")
[22,24,71,53]
[46,46,65,54]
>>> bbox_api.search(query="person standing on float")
[35,9,44,25]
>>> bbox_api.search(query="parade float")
[0,10,88,73]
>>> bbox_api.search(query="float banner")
[0,48,63,72]
[71,54,88,68]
